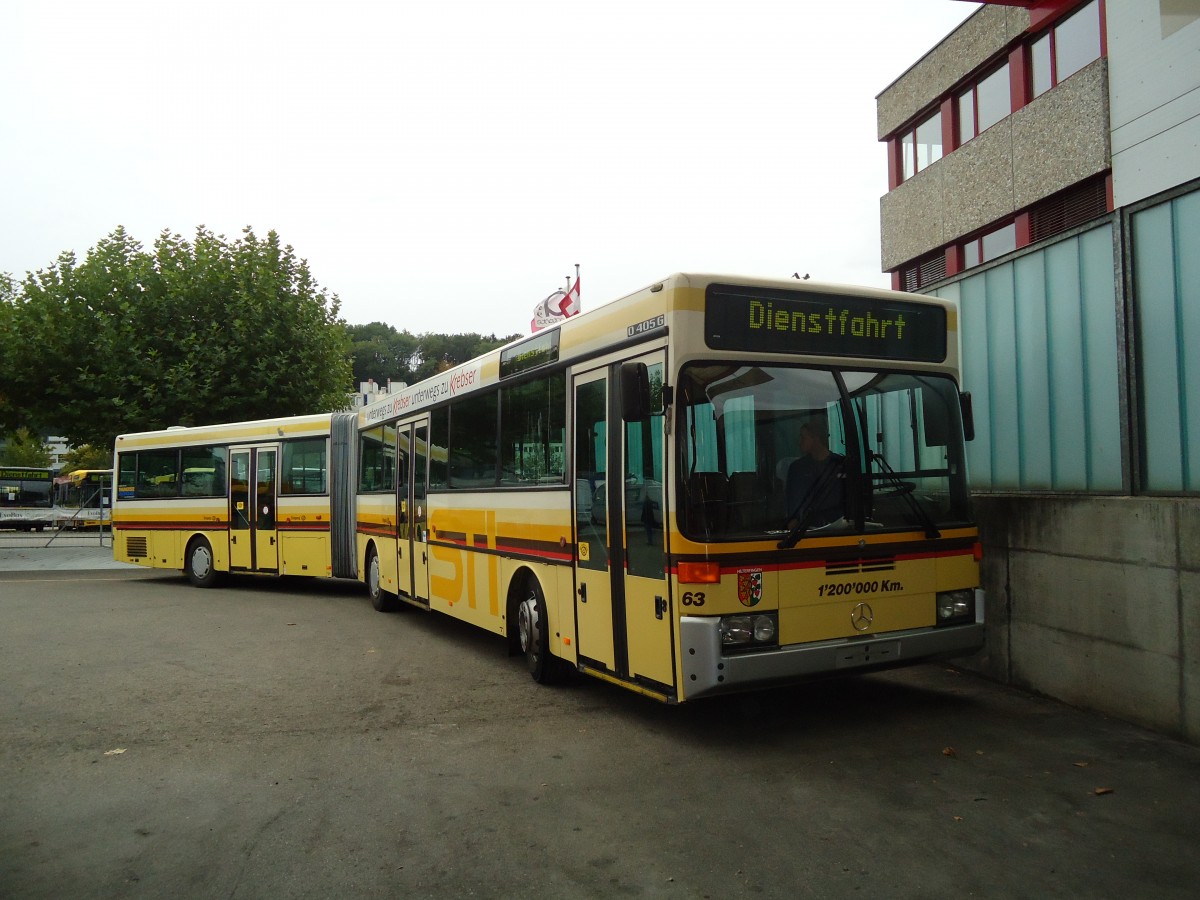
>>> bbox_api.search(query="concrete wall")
[965,494,1200,743]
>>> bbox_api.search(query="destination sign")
[704,285,946,363]
[0,468,52,481]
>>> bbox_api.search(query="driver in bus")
[785,418,845,528]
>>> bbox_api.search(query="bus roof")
[114,413,337,449]
[358,272,960,428]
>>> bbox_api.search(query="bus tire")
[518,578,558,684]
[186,537,220,588]
[366,546,396,612]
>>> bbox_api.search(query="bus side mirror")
[620,362,651,422]
[960,391,975,442]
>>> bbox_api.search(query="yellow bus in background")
[112,273,984,703]
[53,468,113,529]
[0,466,55,531]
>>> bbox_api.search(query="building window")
[962,222,1017,269]
[958,62,1011,143]
[901,109,943,180]
[1030,0,1102,99]
[900,251,947,291]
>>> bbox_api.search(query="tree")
[0,427,53,467]
[347,322,517,388]
[347,321,421,388]
[1,226,352,450]
[59,444,113,473]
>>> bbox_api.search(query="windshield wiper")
[870,452,941,539]
[777,457,845,550]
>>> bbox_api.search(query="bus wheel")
[518,579,557,684]
[186,537,219,588]
[366,547,396,612]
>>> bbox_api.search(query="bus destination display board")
[705,285,947,362]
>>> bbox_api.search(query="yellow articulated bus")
[112,414,358,585]
[113,273,984,702]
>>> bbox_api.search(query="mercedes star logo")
[851,602,874,632]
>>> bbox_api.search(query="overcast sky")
[3,0,976,337]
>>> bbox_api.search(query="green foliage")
[1,226,353,450]
[0,427,53,466]
[59,444,113,474]
[347,322,518,388]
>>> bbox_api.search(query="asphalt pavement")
[3,536,1200,899]
[0,533,130,572]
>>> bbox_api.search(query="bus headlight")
[719,613,778,651]
[935,589,975,625]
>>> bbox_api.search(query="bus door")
[573,370,617,671]
[229,445,279,572]
[397,418,431,605]
[572,351,673,692]
[619,352,672,688]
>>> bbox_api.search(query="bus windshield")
[677,364,972,541]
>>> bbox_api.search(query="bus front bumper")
[679,601,985,701]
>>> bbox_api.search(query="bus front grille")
[826,558,895,576]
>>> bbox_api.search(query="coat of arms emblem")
[737,568,763,607]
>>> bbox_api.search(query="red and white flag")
[559,274,580,317]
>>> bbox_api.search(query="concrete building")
[877,0,1199,742]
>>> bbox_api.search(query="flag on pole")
[559,272,581,317]
[531,265,582,332]
[531,289,568,332]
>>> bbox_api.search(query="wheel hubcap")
[192,549,211,579]
[518,596,538,654]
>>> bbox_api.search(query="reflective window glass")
[982,223,1017,262]
[1055,0,1101,82]
[449,392,498,489]
[282,438,327,494]
[500,373,566,485]
[358,426,394,494]
[1031,33,1053,97]
[975,64,1011,133]
[180,446,227,497]
[957,90,975,143]
[916,111,942,170]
